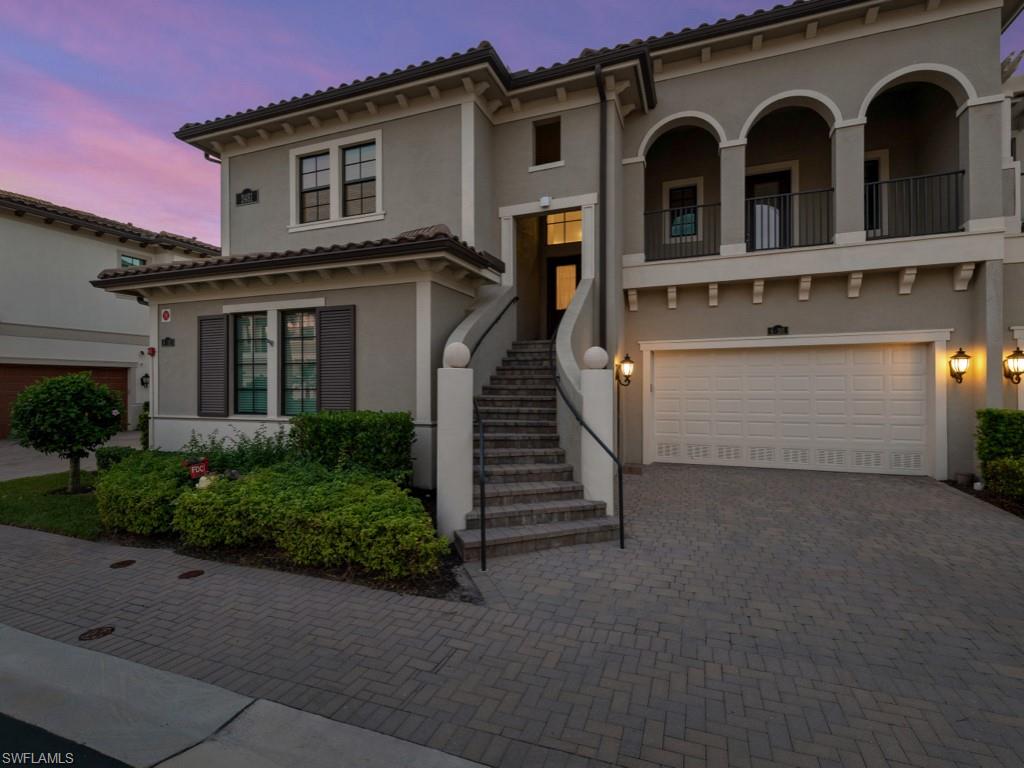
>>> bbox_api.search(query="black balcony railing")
[865,170,964,240]
[745,188,834,252]
[644,203,721,261]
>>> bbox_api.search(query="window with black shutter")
[197,315,229,417]
[316,306,356,411]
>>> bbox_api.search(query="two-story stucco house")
[1,190,218,437]
[94,0,1024,558]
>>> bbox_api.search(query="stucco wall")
[227,106,462,254]
[155,283,417,417]
[620,266,986,475]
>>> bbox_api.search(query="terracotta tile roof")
[176,0,869,141]
[0,189,219,257]
[92,223,502,287]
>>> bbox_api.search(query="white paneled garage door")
[651,343,932,475]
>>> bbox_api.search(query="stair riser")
[475,454,564,466]
[457,527,617,561]
[476,424,556,435]
[477,408,557,419]
[475,438,560,450]
[474,468,574,484]
[473,487,583,505]
[475,398,556,409]
[489,379,557,387]
[500,359,555,368]
[466,507,605,529]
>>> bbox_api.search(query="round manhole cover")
[79,626,114,641]
[110,559,136,569]
[178,569,204,579]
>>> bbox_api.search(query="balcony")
[864,170,964,240]
[744,188,834,252]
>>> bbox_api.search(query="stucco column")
[959,99,1005,230]
[719,140,747,255]
[984,259,1006,408]
[436,362,473,540]
[581,367,615,515]
[832,120,866,244]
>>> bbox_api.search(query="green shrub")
[181,427,291,472]
[96,452,189,535]
[138,401,150,450]
[95,446,137,472]
[289,411,415,485]
[9,372,123,492]
[976,409,1024,464]
[984,457,1024,502]
[172,462,329,548]
[273,472,446,578]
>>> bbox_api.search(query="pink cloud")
[0,58,219,244]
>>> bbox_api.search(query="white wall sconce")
[949,348,970,384]
[615,354,635,387]
[1004,347,1024,385]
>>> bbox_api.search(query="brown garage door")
[0,365,128,439]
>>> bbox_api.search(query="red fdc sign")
[184,458,209,480]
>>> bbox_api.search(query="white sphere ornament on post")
[443,342,471,369]
[582,346,609,370]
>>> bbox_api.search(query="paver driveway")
[1,465,1023,767]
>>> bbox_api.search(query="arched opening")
[745,106,834,251]
[863,80,963,239]
[643,125,722,260]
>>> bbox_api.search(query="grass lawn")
[0,472,102,540]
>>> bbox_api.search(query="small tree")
[10,372,123,493]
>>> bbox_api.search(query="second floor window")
[668,185,698,238]
[120,254,146,268]
[343,141,376,216]
[234,312,268,415]
[300,152,330,223]
[534,118,561,165]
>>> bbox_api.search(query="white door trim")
[640,329,952,479]
[497,192,599,286]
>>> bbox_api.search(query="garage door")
[0,365,128,438]
[651,344,931,475]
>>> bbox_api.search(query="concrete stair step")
[475,447,565,465]
[475,433,560,448]
[476,406,557,419]
[500,358,554,368]
[465,497,607,529]
[482,384,555,395]
[511,340,552,349]
[475,419,557,434]
[475,395,556,409]
[474,463,574,484]
[455,518,618,561]
[472,479,584,504]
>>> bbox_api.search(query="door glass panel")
[555,264,577,311]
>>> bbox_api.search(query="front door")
[546,255,581,338]
[746,170,792,250]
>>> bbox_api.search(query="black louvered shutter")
[197,314,229,417]
[317,306,356,411]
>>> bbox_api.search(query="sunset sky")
[3,0,1022,247]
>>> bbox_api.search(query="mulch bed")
[945,481,1024,520]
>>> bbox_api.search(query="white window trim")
[287,129,383,232]
[638,329,952,481]
[528,160,565,173]
[660,176,704,245]
[222,297,325,314]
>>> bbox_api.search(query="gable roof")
[174,0,887,143]
[91,223,502,289]
[0,189,219,257]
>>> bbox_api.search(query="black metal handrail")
[745,187,834,251]
[865,170,964,240]
[548,331,625,550]
[469,295,519,359]
[644,203,721,261]
[472,397,488,571]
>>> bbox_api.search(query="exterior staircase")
[453,339,617,561]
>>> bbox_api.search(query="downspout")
[594,64,608,350]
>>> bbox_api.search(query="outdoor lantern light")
[140,373,150,388]
[1004,347,1024,384]
[949,347,971,384]
[616,354,635,387]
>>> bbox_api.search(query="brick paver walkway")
[2,465,1023,767]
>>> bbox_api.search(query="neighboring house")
[1,190,218,437]
[94,0,1024,553]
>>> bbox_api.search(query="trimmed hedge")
[985,457,1024,502]
[289,411,415,485]
[95,446,137,472]
[180,427,291,473]
[96,452,189,535]
[171,463,446,578]
[976,409,1024,464]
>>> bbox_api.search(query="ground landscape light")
[949,347,970,384]
[1004,347,1024,384]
